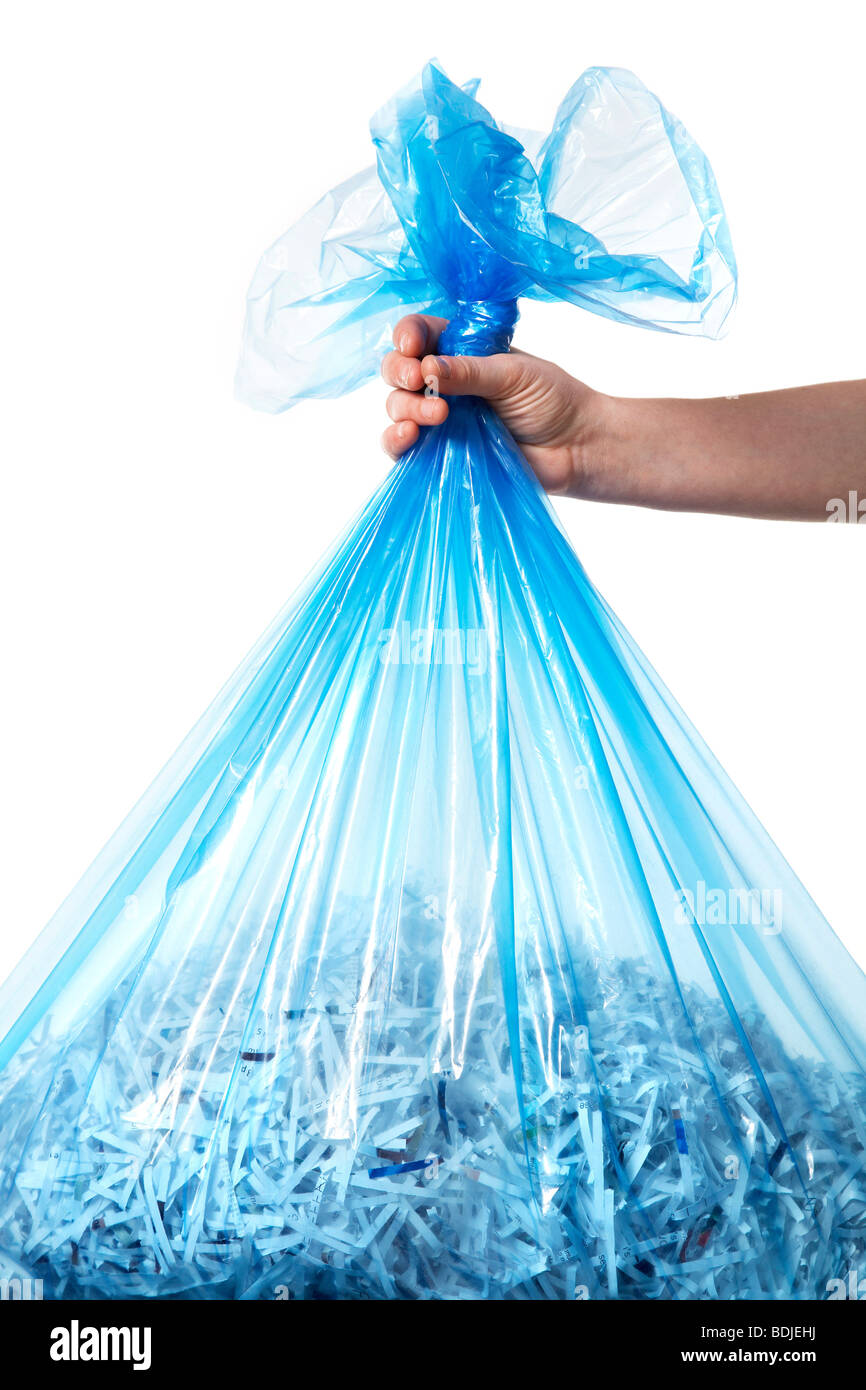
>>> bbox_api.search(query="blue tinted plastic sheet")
[1,64,864,1302]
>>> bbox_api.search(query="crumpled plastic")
[0,63,863,1303]
[235,63,737,411]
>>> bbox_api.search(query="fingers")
[381,315,517,461]
[381,420,419,460]
[392,313,448,357]
[381,314,449,392]
[419,351,517,399]
[386,388,449,429]
[381,388,450,460]
[383,345,519,401]
[381,350,426,392]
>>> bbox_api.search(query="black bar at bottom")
[3,1296,860,1377]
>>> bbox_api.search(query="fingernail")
[433,356,451,379]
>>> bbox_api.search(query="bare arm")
[596,383,866,521]
[381,315,866,522]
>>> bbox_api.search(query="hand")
[381,316,866,521]
[380,314,610,495]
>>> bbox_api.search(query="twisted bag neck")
[438,300,518,357]
[235,64,737,412]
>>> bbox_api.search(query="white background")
[0,0,863,985]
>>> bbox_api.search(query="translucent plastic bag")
[1,63,864,1302]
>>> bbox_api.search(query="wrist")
[567,389,628,502]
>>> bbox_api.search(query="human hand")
[380,314,610,496]
[380,317,866,522]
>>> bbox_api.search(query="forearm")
[578,380,866,521]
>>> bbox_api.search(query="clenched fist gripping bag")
[1,64,865,1301]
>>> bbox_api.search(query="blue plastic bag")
[0,63,864,1301]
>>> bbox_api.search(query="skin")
[381,314,866,522]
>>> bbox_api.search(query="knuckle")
[381,350,401,384]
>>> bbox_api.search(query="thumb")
[420,352,516,401]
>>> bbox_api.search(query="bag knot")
[438,300,518,357]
